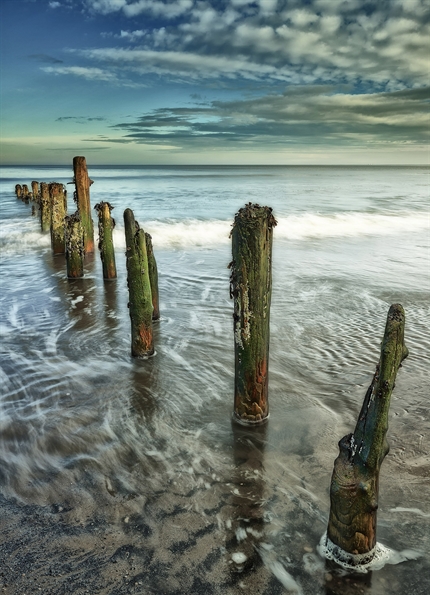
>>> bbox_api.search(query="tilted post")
[230,203,277,425]
[65,212,85,278]
[15,184,23,199]
[39,182,51,232]
[73,156,94,254]
[124,208,154,357]
[94,201,117,280]
[145,232,160,320]
[50,183,67,255]
[31,181,39,201]
[324,304,408,567]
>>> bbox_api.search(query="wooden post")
[15,184,23,199]
[124,208,154,357]
[145,232,160,320]
[22,184,31,202]
[325,304,408,566]
[65,212,85,278]
[49,183,67,255]
[31,181,39,201]
[94,201,117,280]
[39,183,51,232]
[73,156,94,254]
[230,203,277,425]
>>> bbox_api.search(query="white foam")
[109,211,428,250]
[317,532,422,573]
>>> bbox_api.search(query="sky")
[0,0,429,165]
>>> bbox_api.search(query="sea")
[0,165,429,595]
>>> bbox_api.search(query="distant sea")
[0,165,429,594]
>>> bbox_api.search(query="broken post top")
[94,201,114,215]
[232,203,277,231]
[350,303,408,471]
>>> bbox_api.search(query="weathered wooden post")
[49,183,67,255]
[22,184,31,202]
[39,183,51,232]
[73,156,95,254]
[145,232,160,320]
[15,184,23,199]
[94,201,117,280]
[323,304,408,568]
[124,208,154,357]
[65,212,85,278]
[31,181,39,200]
[230,203,277,425]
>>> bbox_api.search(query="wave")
[0,212,428,254]
[113,211,429,248]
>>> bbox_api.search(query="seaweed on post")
[230,203,277,425]
[124,208,154,357]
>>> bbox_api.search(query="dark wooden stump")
[50,183,67,255]
[73,156,94,254]
[145,232,160,320]
[325,304,408,565]
[65,212,85,278]
[230,203,277,425]
[124,208,154,357]
[94,201,117,280]
[39,183,51,232]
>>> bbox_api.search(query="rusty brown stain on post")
[73,156,95,254]
[230,203,277,425]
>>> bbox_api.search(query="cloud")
[29,54,63,64]
[88,85,429,150]
[83,0,193,18]
[74,1,429,90]
[41,65,120,82]
[56,116,107,122]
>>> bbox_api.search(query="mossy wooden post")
[15,184,23,199]
[49,183,67,255]
[73,156,94,254]
[325,304,408,565]
[145,232,160,320]
[31,181,39,201]
[65,212,85,278]
[94,201,117,280]
[39,182,51,232]
[230,203,277,425]
[124,208,154,357]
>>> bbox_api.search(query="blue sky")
[0,0,429,165]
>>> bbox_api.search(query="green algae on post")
[230,203,277,425]
[124,208,154,357]
[94,201,117,280]
[324,304,408,567]
[145,232,160,320]
[49,183,67,255]
[73,156,95,254]
[65,212,85,279]
[39,182,51,232]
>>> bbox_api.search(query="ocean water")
[0,165,429,594]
